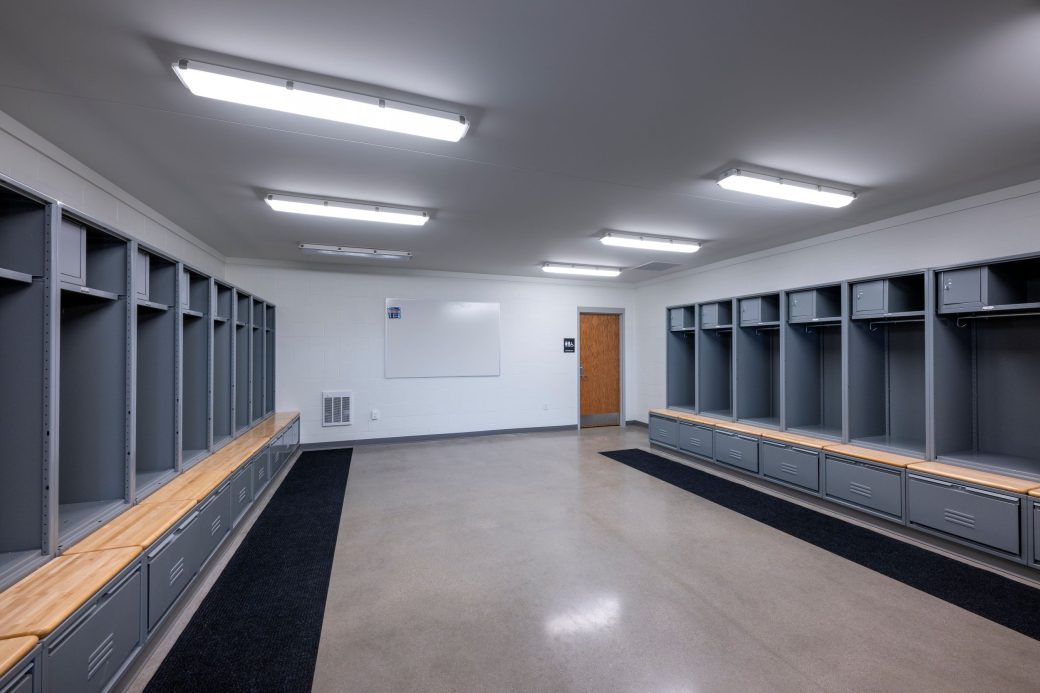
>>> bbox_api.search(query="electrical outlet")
[370,409,380,421]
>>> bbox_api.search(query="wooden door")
[580,313,620,427]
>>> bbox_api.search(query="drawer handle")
[848,482,872,499]
[148,533,177,559]
[792,447,818,457]
[944,508,976,530]
[909,474,954,488]
[87,632,115,680]
[737,434,758,442]
[780,462,799,476]
[717,431,735,438]
[762,440,786,449]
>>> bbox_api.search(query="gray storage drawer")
[58,220,87,287]
[1033,502,1039,568]
[939,267,982,310]
[649,415,679,448]
[253,450,270,493]
[761,441,819,491]
[851,280,885,316]
[678,422,713,459]
[739,298,761,325]
[44,567,142,693]
[907,475,1021,555]
[196,483,231,568]
[0,648,35,693]
[713,430,759,472]
[146,511,201,631]
[824,456,903,518]
[788,290,814,320]
[230,463,253,528]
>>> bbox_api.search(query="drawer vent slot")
[169,557,185,587]
[848,482,872,499]
[944,508,976,530]
[87,632,114,680]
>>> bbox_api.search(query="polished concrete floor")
[312,427,1040,693]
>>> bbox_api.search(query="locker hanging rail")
[868,317,925,331]
[955,311,1040,328]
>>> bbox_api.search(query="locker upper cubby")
[668,305,696,331]
[0,184,46,284]
[850,272,925,319]
[937,256,1040,314]
[180,268,210,317]
[738,294,779,326]
[59,216,127,300]
[700,301,733,329]
[134,249,176,311]
[213,281,233,322]
[787,285,841,323]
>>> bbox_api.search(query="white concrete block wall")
[0,111,224,276]
[226,264,637,444]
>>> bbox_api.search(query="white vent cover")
[322,390,352,427]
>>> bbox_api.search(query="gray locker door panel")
[678,423,713,459]
[146,512,201,631]
[713,431,759,472]
[788,291,814,320]
[649,416,678,448]
[2,670,32,693]
[196,484,231,569]
[58,220,87,286]
[230,463,253,527]
[940,267,982,309]
[700,304,719,329]
[134,250,149,300]
[907,475,1021,555]
[852,280,885,316]
[739,298,761,325]
[761,442,819,491]
[824,456,903,518]
[669,308,684,330]
[45,569,142,693]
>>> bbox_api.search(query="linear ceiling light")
[542,262,622,277]
[600,232,701,253]
[173,59,469,142]
[717,169,855,208]
[266,194,429,226]
[299,243,412,260]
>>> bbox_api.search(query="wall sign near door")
[563,338,575,353]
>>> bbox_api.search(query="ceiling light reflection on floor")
[544,596,620,637]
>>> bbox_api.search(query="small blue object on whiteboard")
[387,306,401,319]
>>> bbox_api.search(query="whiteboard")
[384,299,501,378]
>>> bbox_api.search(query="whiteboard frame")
[384,298,501,378]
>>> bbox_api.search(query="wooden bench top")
[0,547,141,639]
[713,420,768,436]
[822,444,921,468]
[907,461,1040,495]
[648,408,718,426]
[1030,488,1040,498]
[0,636,37,678]
[758,429,833,449]
[64,500,197,555]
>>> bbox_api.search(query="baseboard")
[302,424,577,450]
[625,419,648,428]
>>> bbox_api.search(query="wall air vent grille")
[322,390,352,426]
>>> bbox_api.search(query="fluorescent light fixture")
[600,231,701,253]
[717,169,855,208]
[266,194,428,226]
[173,59,469,142]
[542,262,621,277]
[299,243,411,260]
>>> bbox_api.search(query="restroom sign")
[563,337,575,353]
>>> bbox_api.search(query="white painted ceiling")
[1,1,1039,281]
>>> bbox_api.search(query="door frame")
[576,307,626,430]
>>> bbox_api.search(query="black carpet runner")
[146,448,352,692]
[600,448,1040,640]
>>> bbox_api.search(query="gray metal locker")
[760,441,819,491]
[938,267,981,309]
[1033,502,1039,568]
[43,566,142,693]
[787,290,814,320]
[145,512,201,631]
[58,220,86,287]
[824,456,903,519]
[678,422,713,460]
[713,430,758,472]
[851,280,885,316]
[649,415,678,448]
[133,250,149,300]
[739,298,761,325]
[669,308,684,330]
[907,474,1021,555]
